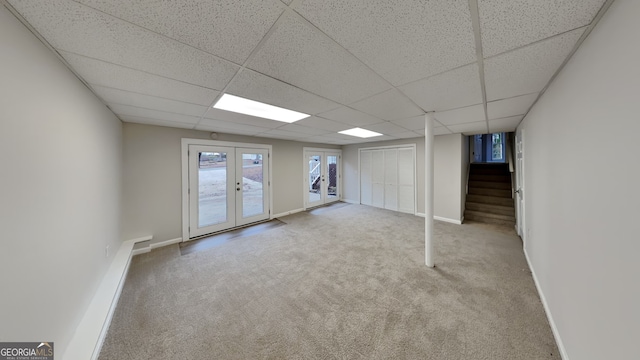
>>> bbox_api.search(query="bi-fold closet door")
[360,146,415,214]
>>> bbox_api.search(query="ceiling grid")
[3,0,613,143]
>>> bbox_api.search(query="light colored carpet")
[99,204,558,359]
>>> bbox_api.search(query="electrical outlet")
[105,245,110,258]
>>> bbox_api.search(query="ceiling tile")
[364,122,410,135]
[350,89,424,121]
[447,121,488,135]
[434,104,485,126]
[61,52,218,106]
[109,104,200,124]
[292,0,477,86]
[276,124,331,136]
[391,131,422,139]
[399,63,483,112]
[119,115,195,130]
[433,127,452,136]
[74,0,285,64]
[225,69,340,115]
[487,92,538,120]
[488,116,524,133]
[203,108,284,129]
[94,86,208,117]
[484,27,585,101]
[294,116,352,132]
[11,0,239,89]
[479,0,606,57]
[317,106,383,127]
[197,119,271,135]
[393,115,432,131]
[246,12,390,104]
[259,129,313,141]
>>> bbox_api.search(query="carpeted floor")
[99,203,558,359]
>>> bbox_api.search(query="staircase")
[464,163,515,227]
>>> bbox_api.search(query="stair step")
[469,174,511,183]
[464,215,516,227]
[468,187,512,198]
[470,164,510,176]
[469,180,512,190]
[464,210,516,226]
[466,202,515,216]
[466,194,514,207]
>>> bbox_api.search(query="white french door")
[304,149,341,208]
[188,145,269,239]
[515,129,526,242]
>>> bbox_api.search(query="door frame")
[515,129,526,244]
[181,138,273,242]
[302,147,342,210]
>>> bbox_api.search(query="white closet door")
[384,149,398,211]
[360,150,372,206]
[371,150,385,208]
[397,147,415,214]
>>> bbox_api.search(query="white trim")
[434,216,463,225]
[415,213,463,225]
[131,247,150,256]
[273,208,304,218]
[151,237,182,249]
[132,237,182,256]
[524,248,568,360]
[63,236,150,360]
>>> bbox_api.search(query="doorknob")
[237,187,241,191]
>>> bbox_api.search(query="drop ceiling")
[4,0,611,144]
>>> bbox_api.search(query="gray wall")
[517,0,639,358]
[0,6,123,356]
[122,123,339,244]
[342,134,466,222]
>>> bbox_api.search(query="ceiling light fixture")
[213,94,310,123]
[338,127,383,138]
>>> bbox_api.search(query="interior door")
[188,145,270,239]
[305,150,341,208]
[189,145,236,237]
[515,129,526,240]
[235,148,270,227]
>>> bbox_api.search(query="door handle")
[237,187,241,191]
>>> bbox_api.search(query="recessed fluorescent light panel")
[213,94,310,123]
[338,127,383,138]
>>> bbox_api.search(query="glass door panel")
[236,148,269,226]
[189,145,235,237]
[307,153,323,207]
[326,153,339,203]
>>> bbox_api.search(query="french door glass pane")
[327,155,337,199]
[308,155,321,204]
[241,153,264,218]
[198,151,227,227]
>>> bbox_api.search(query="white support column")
[425,113,435,267]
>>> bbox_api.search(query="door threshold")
[180,219,285,256]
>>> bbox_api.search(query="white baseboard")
[415,213,463,225]
[524,248,568,360]
[273,208,304,218]
[342,199,359,204]
[64,236,151,360]
[131,237,182,256]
